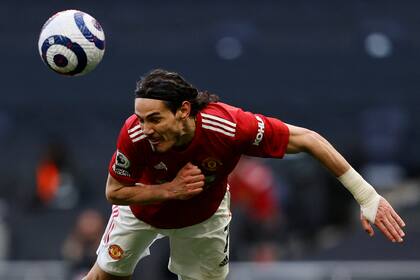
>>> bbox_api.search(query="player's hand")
[360,197,406,243]
[165,162,205,200]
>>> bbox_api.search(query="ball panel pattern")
[74,11,105,50]
[41,35,87,75]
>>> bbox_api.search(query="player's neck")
[175,116,196,148]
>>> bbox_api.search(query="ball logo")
[74,11,105,50]
[93,19,103,31]
[108,244,124,260]
[202,158,223,172]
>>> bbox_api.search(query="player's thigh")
[84,262,131,280]
[167,191,231,279]
[169,224,230,280]
[96,205,161,277]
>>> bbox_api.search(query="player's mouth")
[148,137,161,145]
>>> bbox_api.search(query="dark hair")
[135,69,219,116]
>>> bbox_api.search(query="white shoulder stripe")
[202,118,236,132]
[128,124,141,133]
[129,129,143,138]
[201,113,236,127]
[202,125,235,137]
[132,134,147,142]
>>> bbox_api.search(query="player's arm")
[106,162,205,205]
[285,123,406,243]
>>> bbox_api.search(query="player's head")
[135,69,218,116]
[134,69,218,152]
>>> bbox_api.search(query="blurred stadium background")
[0,0,419,279]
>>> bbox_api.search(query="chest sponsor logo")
[153,161,168,171]
[201,157,223,172]
[253,115,265,146]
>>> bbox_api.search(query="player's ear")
[178,101,192,119]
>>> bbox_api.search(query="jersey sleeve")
[235,110,290,158]
[108,122,144,185]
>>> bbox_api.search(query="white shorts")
[96,191,232,280]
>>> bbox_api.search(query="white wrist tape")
[338,168,381,223]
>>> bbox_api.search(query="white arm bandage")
[338,168,381,223]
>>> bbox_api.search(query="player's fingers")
[384,217,403,243]
[187,187,203,194]
[186,181,205,189]
[184,166,203,176]
[179,190,201,200]
[391,209,406,228]
[386,212,405,240]
[181,162,192,170]
[376,221,395,242]
[180,188,203,200]
[189,174,205,182]
[361,216,374,237]
[185,162,195,168]
[376,218,397,242]
[191,168,204,176]
[182,162,198,171]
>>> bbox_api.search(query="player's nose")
[142,123,155,135]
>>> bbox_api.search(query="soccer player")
[85,69,406,280]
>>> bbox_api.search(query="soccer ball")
[38,10,105,76]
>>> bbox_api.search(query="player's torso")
[129,103,243,228]
[139,111,241,189]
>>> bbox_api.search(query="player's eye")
[149,118,161,124]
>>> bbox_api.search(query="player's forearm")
[106,183,171,205]
[296,129,381,222]
[291,128,351,177]
[105,175,171,205]
[106,163,205,205]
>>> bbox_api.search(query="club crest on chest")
[201,157,223,172]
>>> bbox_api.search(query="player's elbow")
[105,174,127,204]
[302,129,325,151]
[287,126,323,154]
[295,129,324,153]
[105,187,117,204]
[106,188,132,205]
[105,188,129,205]
[105,181,123,204]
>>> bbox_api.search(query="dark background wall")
[0,0,418,276]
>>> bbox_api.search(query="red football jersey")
[108,102,289,228]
